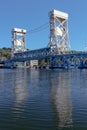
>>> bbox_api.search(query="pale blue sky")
[0,0,87,51]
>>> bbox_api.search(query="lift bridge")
[2,9,87,69]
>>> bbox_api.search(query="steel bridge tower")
[49,9,70,54]
[12,28,27,57]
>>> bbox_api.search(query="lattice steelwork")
[12,28,27,57]
[49,9,70,54]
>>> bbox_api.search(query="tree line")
[0,47,11,60]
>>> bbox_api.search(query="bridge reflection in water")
[51,71,72,127]
[12,69,73,128]
[1,69,87,129]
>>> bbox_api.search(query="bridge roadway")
[1,47,87,68]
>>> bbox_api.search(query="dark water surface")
[0,68,87,130]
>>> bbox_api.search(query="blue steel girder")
[13,47,51,61]
[50,53,87,68]
[12,47,87,68]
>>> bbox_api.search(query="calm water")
[0,68,87,130]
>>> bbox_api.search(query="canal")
[0,68,87,130]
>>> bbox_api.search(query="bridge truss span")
[50,53,87,69]
[13,47,51,61]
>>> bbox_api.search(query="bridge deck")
[1,47,87,68]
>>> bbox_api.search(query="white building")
[30,60,38,68]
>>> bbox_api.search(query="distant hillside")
[0,47,11,60]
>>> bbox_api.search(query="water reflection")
[51,71,72,128]
[0,68,73,129]
[13,69,28,103]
